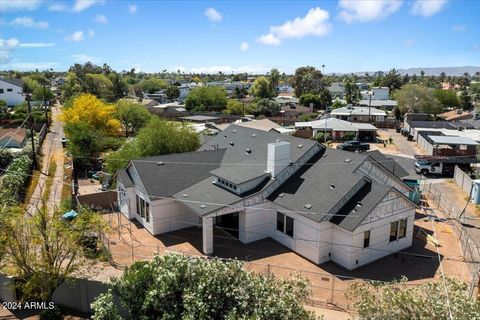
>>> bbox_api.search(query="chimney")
[267,141,291,177]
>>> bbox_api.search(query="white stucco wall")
[150,198,200,235]
[239,202,275,243]
[0,81,23,106]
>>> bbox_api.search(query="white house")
[331,105,386,123]
[295,118,378,141]
[0,78,24,106]
[117,125,416,270]
[277,84,294,94]
[361,87,390,100]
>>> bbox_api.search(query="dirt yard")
[101,211,472,309]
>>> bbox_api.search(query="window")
[398,219,407,239]
[286,216,294,237]
[6,88,12,92]
[0,89,4,94]
[363,231,370,248]
[136,195,150,223]
[277,212,294,237]
[277,212,284,232]
[389,221,398,242]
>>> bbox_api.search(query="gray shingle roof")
[127,149,226,198]
[199,124,317,185]
[366,151,410,179]
[117,169,133,187]
[0,77,23,88]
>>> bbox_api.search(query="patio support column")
[202,217,214,255]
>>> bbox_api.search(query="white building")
[0,78,24,106]
[277,84,294,94]
[331,105,386,123]
[362,87,390,100]
[117,125,416,270]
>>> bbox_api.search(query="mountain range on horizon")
[338,66,480,77]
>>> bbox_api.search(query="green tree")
[105,117,200,173]
[380,68,403,93]
[269,68,281,94]
[299,92,331,110]
[291,66,325,97]
[64,121,103,168]
[250,76,275,99]
[222,99,255,115]
[32,85,55,102]
[91,254,314,320]
[433,89,460,109]
[165,85,180,100]
[0,205,105,302]
[331,99,346,109]
[344,78,360,104]
[346,277,480,320]
[85,73,114,101]
[140,77,167,94]
[394,84,442,115]
[114,99,151,136]
[185,86,227,111]
[254,99,280,117]
[460,90,474,110]
[109,73,128,101]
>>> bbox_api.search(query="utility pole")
[42,83,48,124]
[368,91,373,122]
[324,106,330,145]
[26,93,36,169]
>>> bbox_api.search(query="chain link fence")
[422,182,480,297]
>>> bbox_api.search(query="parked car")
[336,141,370,152]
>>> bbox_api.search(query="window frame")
[363,230,370,248]
[389,221,399,242]
[276,212,285,233]
[285,216,294,237]
[398,219,407,239]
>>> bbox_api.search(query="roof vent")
[304,204,312,209]
[245,148,251,154]
[251,134,256,138]
[157,161,164,166]
[344,158,352,163]
[199,204,206,209]
[330,184,335,189]
[356,202,363,207]
[182,194,189,198]
[232,129,237,133]
[276,139,281,143]
[224,135,227,139]
[278,192,285,198]
[297,144,303,148]
[229,141,234,146]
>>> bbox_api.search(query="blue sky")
[0,0,479,73]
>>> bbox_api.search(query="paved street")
[26,105,64,215]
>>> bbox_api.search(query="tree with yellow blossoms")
[61,93,121,135]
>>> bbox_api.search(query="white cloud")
[2,62,59,70]
[204,7,222,22]
[0,38,20,63]
[452,24,466,32]
[411,0,447,17]
[404,39,416,47]
[19,42,55,48]
[73,54,98,63]
[338,0,403,23]
[128,4,137,14]
[170,65,271,74]
[0,0,42,12]
[257,7,331,46]
[240,42,249,51]
[48,4,66,11]
[10,16,49,29]
[88,29,95,37]
[95,14,108,24]
[72,0,103,12]
[66,31,85,42]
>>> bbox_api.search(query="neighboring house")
[0,78,24,106]
[295,118,378,141]
[331,105,386,123]
[213,119,283,133]
[117,125,416,270]
[369,87,390,100]
[141,98,160,108]
[0,128,27,148]
[416,133,478,158]
[437,109,473,122]
[356,83,369,91]
[358,99,397,111]
[145,91,167,103]
[179,115,220,123]
[148,101,185,114]
[328,83,345,99]
[274,96,300,107]
[281,104,313,118]
[277,85,294,94]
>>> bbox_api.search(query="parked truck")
[414,155,474,176]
